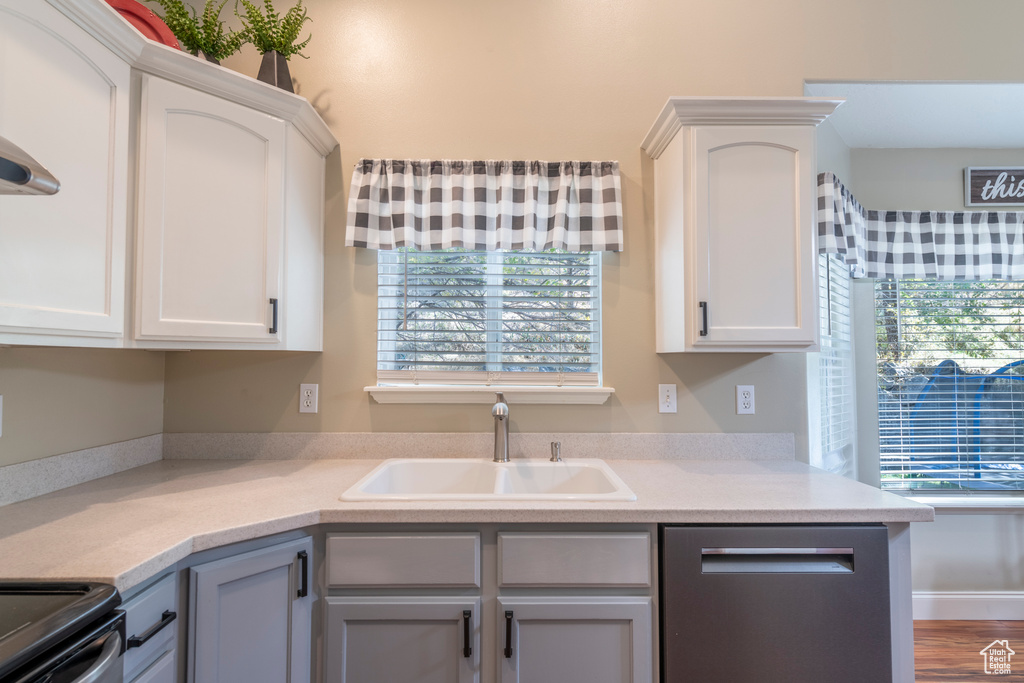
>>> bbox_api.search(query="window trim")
[365,384,614,405]
[905,494,1024,512]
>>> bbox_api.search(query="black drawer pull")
[699,301,709,337]
[269,298,279,334]
[297,550,308,598]
[503,610,513,659]
[462,610,472,658]
[127,610,176,649]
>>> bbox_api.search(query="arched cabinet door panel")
[135,75,286,343]
[691,126,816,348]
[0,0,129,345]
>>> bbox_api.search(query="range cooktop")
[0,583,121,679]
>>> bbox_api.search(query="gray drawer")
[122,573,178,681]
[498,532,651,587]
[327,533,481,587]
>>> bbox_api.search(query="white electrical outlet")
[659,384,677,414]
[299,384,318,414]
[736,385,755,415]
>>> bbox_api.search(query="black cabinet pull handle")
[269,298,279,334]
[503,610,513,659]
[462,610,472,658]
[698,301,709,337]
[127,610,176,649]
[296,550,308,598]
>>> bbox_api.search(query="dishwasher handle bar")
[701,547,855,574]
[702,547,854,555]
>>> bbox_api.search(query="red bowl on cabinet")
[105,0,181,50]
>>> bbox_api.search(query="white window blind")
[377,249,601,386]
[876,279,1024,493]
[818,254,856,475]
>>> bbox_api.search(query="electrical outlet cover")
[299,384,319,414]
[736,385,755,415]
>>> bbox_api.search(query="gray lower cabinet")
[325,597,481,683]
[189,536,313,683]
[324,530,654,683]
[496,597,652,683]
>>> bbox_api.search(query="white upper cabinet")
[642,97,841,353]
[0,0,336,350]
[133,76,327,350]
[0,0,130,346]
[135,76,286,345]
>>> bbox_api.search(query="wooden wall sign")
[965,167,1024,206]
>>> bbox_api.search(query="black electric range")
[0,583,124,682]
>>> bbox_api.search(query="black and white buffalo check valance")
[818,172,1024,280]
[345,159,623,252]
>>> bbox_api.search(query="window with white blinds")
[818,254,856,475]
[876,279,1024,493]
[377,249,601,386]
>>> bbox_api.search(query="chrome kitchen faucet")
[492,392,510,463]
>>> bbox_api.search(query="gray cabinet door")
[190,537,313,683]
[497,597,652,683]
[325,596,480,683]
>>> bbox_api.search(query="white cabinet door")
[497,597,652,683]
[689,125,818,350]
[325,597,481,683]
[190,537,312,683]
[136,75,285,343]
[0,0,129,345]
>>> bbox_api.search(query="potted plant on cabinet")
[237,0,312,93]
[145,0,245,64]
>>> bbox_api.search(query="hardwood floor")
[915,621,1024,681]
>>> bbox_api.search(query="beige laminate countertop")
[0,458,933,591]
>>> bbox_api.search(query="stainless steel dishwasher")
[661,524,892,683]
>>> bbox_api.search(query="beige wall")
[162,0,1024,458]
[850,148,1024,211]
[913,513,1024,591]
[0,349,164,467]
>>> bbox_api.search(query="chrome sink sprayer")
[492,392,510,463]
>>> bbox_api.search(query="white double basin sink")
[341,458,636,502]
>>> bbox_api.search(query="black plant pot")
[257,50,294,93]
[191,49,220,66]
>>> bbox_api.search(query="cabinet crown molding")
[46,0,337,156]
[641,96,843,159]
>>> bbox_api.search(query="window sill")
[905,495,1024,514]
[366,385,615,405]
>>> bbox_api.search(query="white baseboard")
[914,591,1024,620]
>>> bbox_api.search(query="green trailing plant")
[146,0,246,61]
[237,0,312,59]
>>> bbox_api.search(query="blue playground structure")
[879,359,1024,490]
